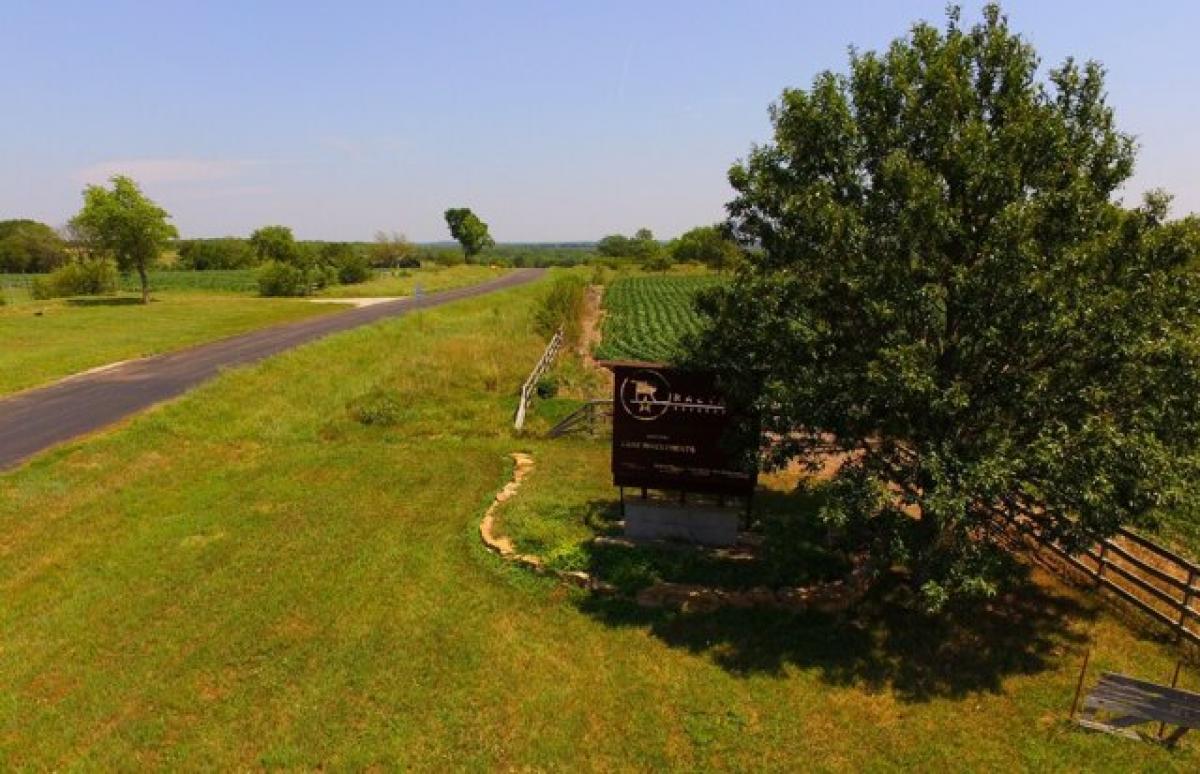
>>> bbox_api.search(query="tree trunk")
[138,263,149,304]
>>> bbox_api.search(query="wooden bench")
[1076,671,1200,747]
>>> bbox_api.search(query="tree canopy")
[689,4,1200,609]
[0,219,69,273]
[178,238,256,270]
[70,176,177,303]
[669,225,740,271]
[596,228,662,265]
[444,208,494,259]
[370,231,419,268]
[249,225,299,264]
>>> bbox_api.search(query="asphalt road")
[0,268,544,471]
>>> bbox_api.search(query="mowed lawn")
[0,293,340,397]
[1,279,1197,769]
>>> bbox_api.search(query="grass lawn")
[1,279,1197,769]
[0,293,340,397]
[318,264,507,298]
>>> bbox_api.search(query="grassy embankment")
[1,273,1197,769]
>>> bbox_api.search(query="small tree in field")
[70,176,177,303]
[444,208,494,260]
[690,4,1200,610]
[249,225,299,264]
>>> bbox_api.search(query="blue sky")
[2,1,1197,241]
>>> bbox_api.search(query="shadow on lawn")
[66,296,145,307]
[576,572,1093,702]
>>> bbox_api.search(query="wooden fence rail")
[547,399,613,438]
[998,515,1200,646]
[513,328,564,431]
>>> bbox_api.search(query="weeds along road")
[0,268,544,471]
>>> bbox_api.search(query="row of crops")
[594,275,723,363]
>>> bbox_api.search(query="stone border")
[480,452,877,613]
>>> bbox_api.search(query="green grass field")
[0,293,339,397]
[0,265,513,397]
[1,278,1196,769]
[317,264,507,298]
[594,274,722,362]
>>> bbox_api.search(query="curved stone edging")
[480,452,611,592]
[481,452,877,612]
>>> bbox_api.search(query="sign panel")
[611,364,757,495]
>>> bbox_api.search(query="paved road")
[0,268,544,471]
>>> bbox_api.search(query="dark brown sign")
[611,364,757,496]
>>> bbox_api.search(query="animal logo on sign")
[619,369,671,421]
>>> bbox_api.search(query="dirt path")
[579,284,613,392]
[0,269,544,471]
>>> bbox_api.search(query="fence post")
[1094,541,1107,588]
[1070,649,1092,720]
[1177,569,1196,643]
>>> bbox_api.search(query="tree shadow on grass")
[65,296,144,307]
[575,571,1094,703]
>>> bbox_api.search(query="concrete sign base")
[623,500,741,546]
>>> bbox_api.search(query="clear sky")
[2,1,1197,242]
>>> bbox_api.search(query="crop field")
[594,275,722,362]
[121,269,261,294]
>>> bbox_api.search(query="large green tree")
[690,5,1200,609]
[70,176,177,303]
[0,219,69,273]
[444,208,494,259]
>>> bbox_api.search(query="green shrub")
[30,258,119,299]
[178,239,256,270]
[535,375,559,399]
[257,261,309,297]
[533,274,586,345]
[331,248,371,284]
[351,388,404,426]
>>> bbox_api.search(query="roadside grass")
[0,293,340,397]
[318,264,506,298]
[0,279,1197,768]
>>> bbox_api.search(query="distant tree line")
[596,225,741,271]
[4,188,742,303]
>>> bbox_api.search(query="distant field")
[594,274,722,362]
[0,294,339,396]
[2,265,508,303]
[318,265,507,298]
